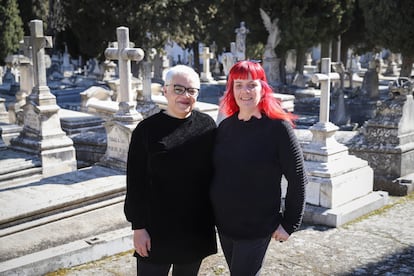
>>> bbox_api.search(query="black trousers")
[137,258,202,276]
[219,232,271,276]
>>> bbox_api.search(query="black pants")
[137,259,202,276]
[219,232,271,276]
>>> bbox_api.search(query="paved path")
[47,195,414,276]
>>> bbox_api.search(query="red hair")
[220,61,296,125]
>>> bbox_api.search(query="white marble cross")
[27,20,53,99]
[105,27,144,104]
[201,47,213,77]
[311,58,340,123]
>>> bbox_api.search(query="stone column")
[99,26,145,171]
[302,58,387,227]
[10,20,76,177]
[200,47,214,82]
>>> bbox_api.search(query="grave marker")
[10,20,76,177]
[301,58,388,227]
[99,26,144,170]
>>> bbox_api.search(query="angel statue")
[260,8,281,83]
[260,8,281,59]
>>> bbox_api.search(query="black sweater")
[124,110,217,264]
[211,114,307,239]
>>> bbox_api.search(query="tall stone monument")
[99,26,144,171]
[235,21,249,61]
[10,20,76,177]
[302,58,388,227]
[349,77,414,195]
[260,8,281,84]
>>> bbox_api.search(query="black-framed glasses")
[169,84,199,97]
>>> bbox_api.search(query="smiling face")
[164,73,199,119]
[233,75,262,115]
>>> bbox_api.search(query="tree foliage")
[0,0,24,65]
[359,0,414,77]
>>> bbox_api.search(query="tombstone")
[61,44,74,77]
[8,38,34,125]
[102,59,117,81]
[347,59,381,127]
[348,78,414,196]
[0,98,8,123]
[301,58,388,227]
[260,8,281,84]
[135,61,160,118]
[152,53,163,81]
[99,26,144,171]
[200,47,214,82]
[331,62,352,128]
[235,21,249,61]
[10,20,77,177]
[221,49,235,77]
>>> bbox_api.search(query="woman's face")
[233,75,262,112]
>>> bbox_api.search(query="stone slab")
[0,165,125,227]
[303,191,389,227]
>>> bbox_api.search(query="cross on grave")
[99,26,145,171]
[105,27,144,106]
[200,47,214,82]
[26,20,54,105]
[311,58,340,123]
[10,20,76,177]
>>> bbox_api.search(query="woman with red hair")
[211,60,308,275]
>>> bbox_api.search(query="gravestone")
[348,77,414,196]
[0,98,8,123]
[301,58,388,227]
[9,38,34,125]
[99,26,144,171]
[348,59,382,127]
[200,47,214,82]
[10,20,76,177]
[135,61,159,118]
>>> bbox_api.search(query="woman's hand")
[272,224,290,242]
[134,229,151,257]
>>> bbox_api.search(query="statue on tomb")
[260,8,281,59]
[235,21,249,60]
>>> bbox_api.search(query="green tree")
[258,0,354,84]
[360,0,414,77]
[0,0,24,65]
[17,0,48,34]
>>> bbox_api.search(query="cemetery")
[0,1,413,274]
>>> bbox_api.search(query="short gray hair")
[164,65,200,88]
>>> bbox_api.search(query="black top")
[124,110,217,264]
[211,113,307,239]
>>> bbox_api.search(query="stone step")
[0,148,42,187]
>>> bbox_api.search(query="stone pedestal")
[349,94,414,195]
[262,56,280,84]
[300,58,388,227]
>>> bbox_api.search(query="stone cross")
[200,47,214,82]
[105,27,144,105]
[311,58,340,123]
[27,20,53,104]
